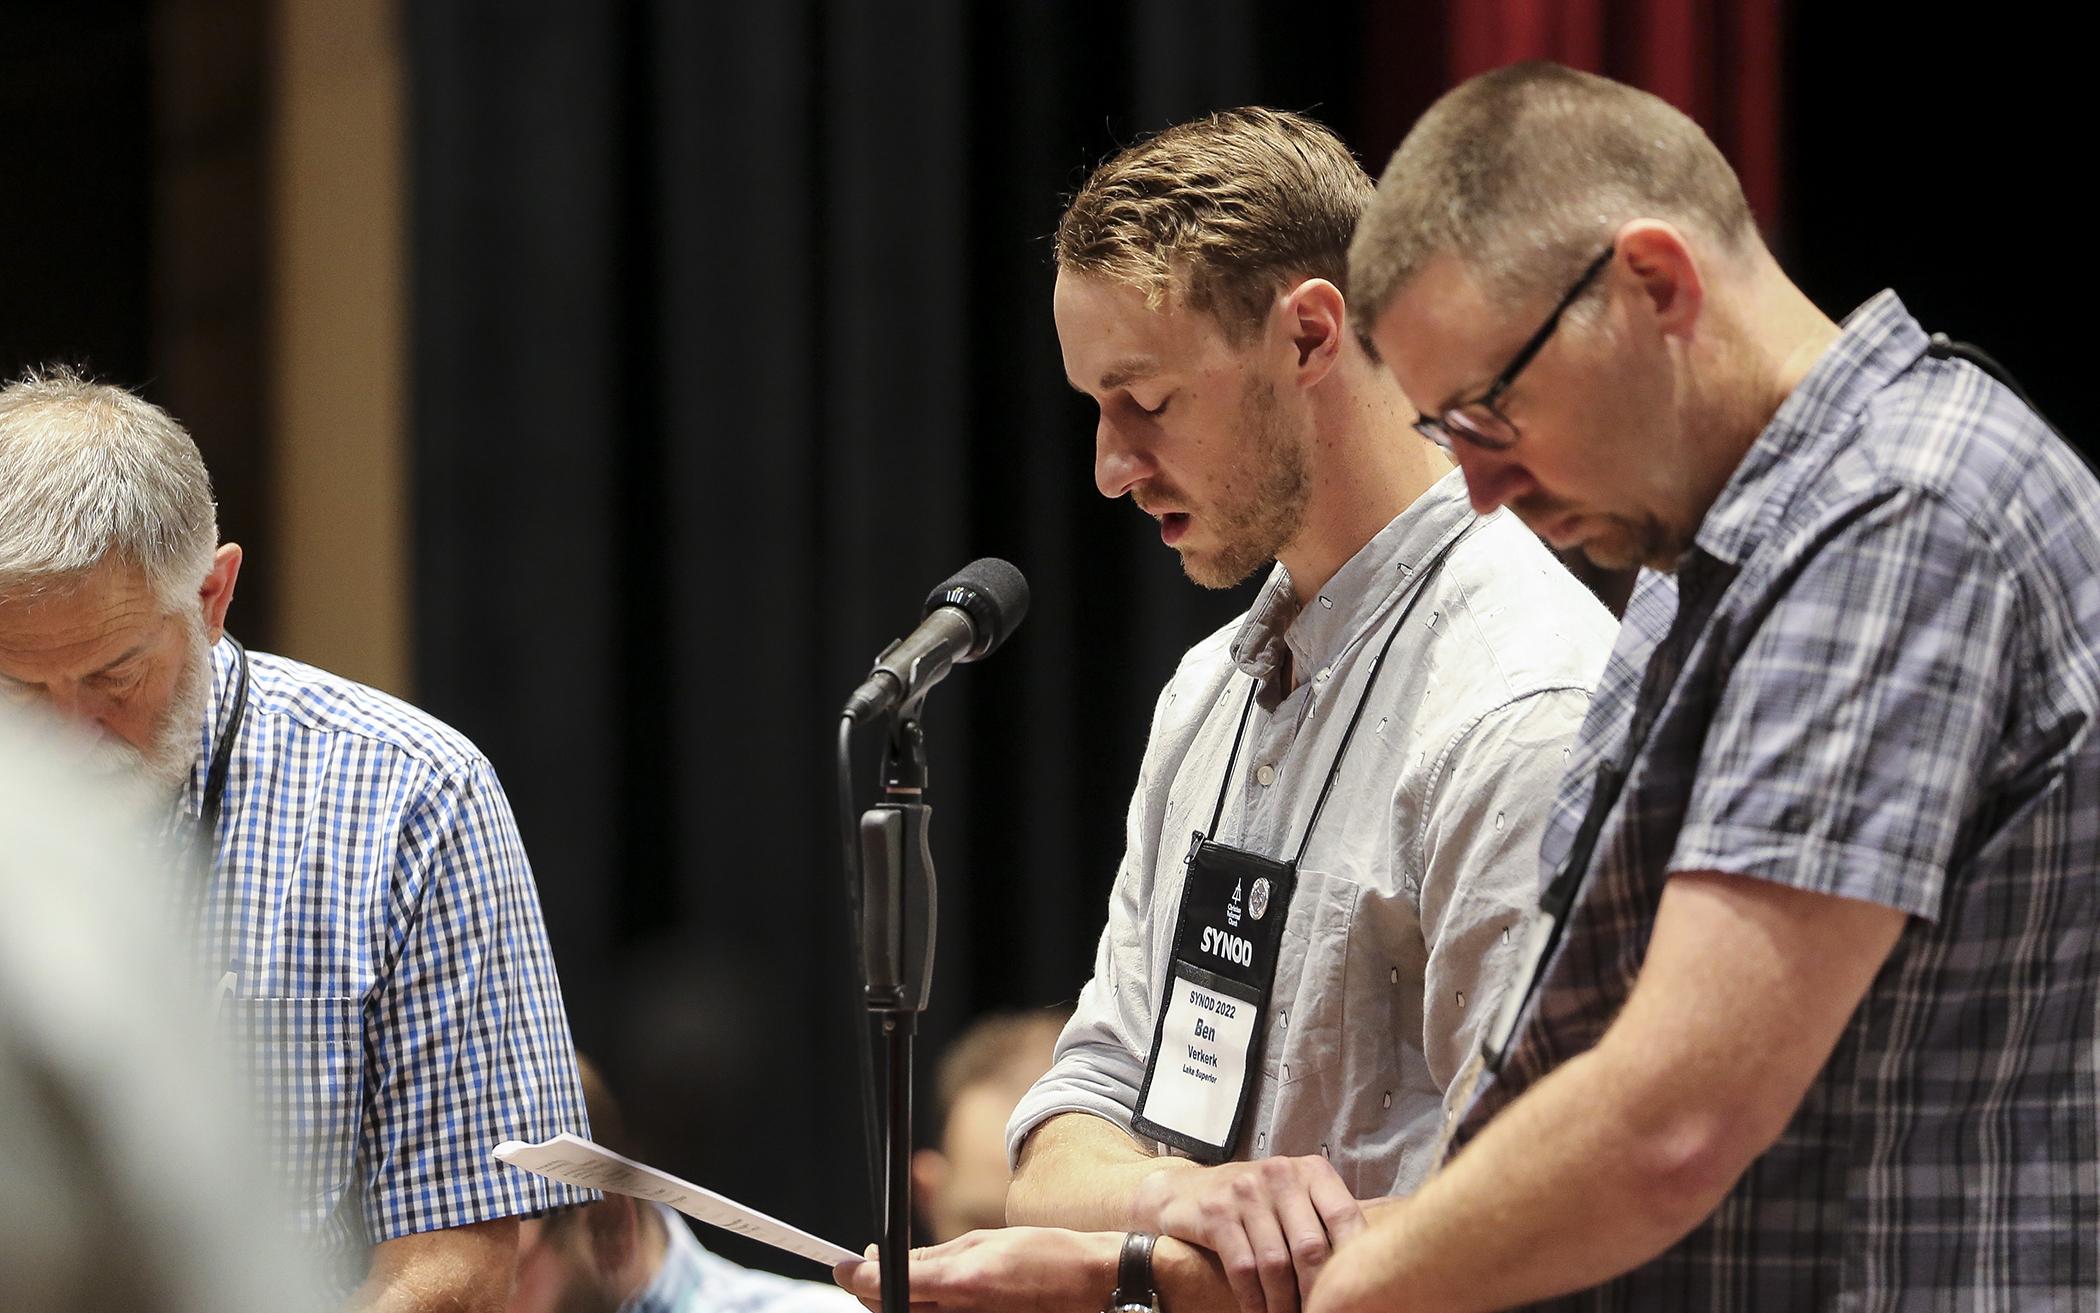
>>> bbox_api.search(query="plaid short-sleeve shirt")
[1462,292,2100,1309]
[183,641,594,1295]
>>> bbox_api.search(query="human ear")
[199,543,243,643]
[1280,278,1347,384]
[1613,220,1705,342]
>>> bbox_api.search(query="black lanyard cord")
[1204,683,1262,840]
[200,638,250,843]
[1927,334,2092,480]
[1205,526,1468,867]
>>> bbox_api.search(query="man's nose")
[1453,444,1538,515]
[40,682,117,734]
[42,681,87,720]
[1094,416,1154,500]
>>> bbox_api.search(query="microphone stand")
[858,704,937,1313]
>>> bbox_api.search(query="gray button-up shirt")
[1008,470,1618,1197]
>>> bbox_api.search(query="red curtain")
[1361,0,1785,239]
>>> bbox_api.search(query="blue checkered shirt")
[184,641,595,1295]
[622,1203,858,1313]
[1461,292,2100,1308]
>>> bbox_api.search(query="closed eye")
[1130,391,1173,418]
[86,663,143,690]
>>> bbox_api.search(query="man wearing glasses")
[1311,63,2100,1310]
[838,108,1616,1313]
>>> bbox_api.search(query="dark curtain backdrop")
[407,0,1380,1262]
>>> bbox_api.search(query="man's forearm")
[1007,1112,1196,1230]
[348,1264,505,1313]
[1309,1046,1743,1313]
[348,1219,517,1313]
[1312,874,1909,1313]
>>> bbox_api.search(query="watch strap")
[1107,1230,1158,1311]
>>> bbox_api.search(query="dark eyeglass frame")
[1412,245,1616,453]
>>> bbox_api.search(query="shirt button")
[1315,667,1331,683]
[1255,764,1277,787]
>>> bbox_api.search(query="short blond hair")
[1056,107,1373,344]
[1350,63,1756,340]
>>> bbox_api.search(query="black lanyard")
[1481,560,1727,1072]
[1203,530,1463,866]
[200,637,250,843]
[182,637,250,997]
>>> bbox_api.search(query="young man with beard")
[841,108,1616,1313]
[1303,63,2100,1311]
[0,368,594,1311]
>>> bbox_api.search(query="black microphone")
[843,558,1029,721]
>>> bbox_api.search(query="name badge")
[1131,832,1298,1162]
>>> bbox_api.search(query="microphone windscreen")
[924,557,1029,660]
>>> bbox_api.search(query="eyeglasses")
[1411,246,1615,454]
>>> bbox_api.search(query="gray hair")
[1349,62,1756,344]
[0,367,219,612]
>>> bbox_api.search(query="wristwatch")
[1105,1230,1160,1312]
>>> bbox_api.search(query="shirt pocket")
[1263,866,1357,1089]
[225,995,363,1227]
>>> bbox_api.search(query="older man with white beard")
[0,367,595,1313]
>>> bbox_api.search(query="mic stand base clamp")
[859,714,937,1313]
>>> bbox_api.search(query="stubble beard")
[1577,514,1679,573]
[1178,377,1313,590]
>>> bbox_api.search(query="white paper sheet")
[495,1133,862,1268]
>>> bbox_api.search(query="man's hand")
[1130,1155,1363,1313]
[834,1228,1121,1312]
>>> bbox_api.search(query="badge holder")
[1131,529,1462,1160]
[1131,830,1297,1161]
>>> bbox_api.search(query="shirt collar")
[1229,467,1481,686]
[1693,290,1930,567]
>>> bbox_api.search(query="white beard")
[73,627,214,809]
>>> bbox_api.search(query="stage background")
[2,0,2088,1270]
